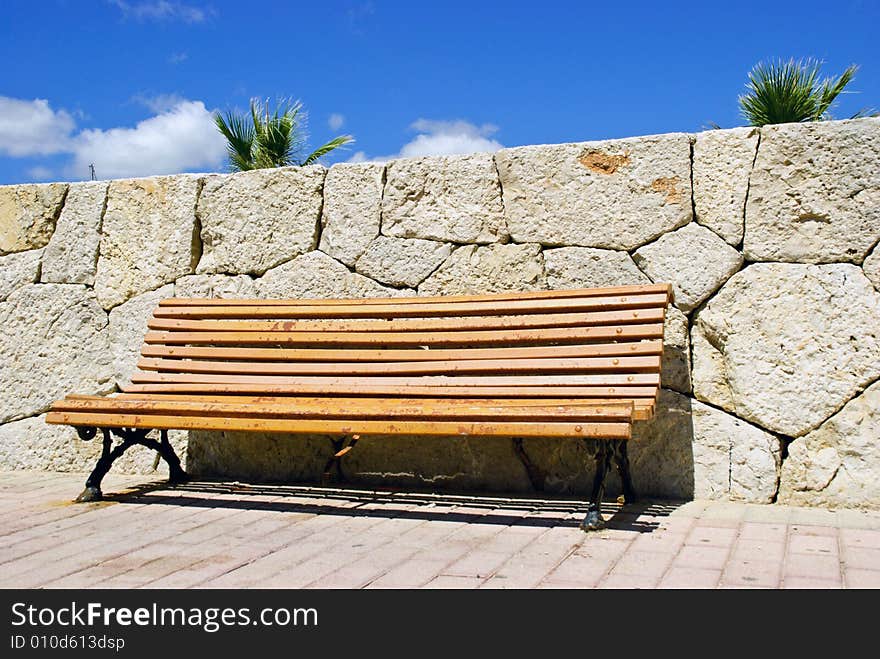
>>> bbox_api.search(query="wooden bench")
[46,283,672,530]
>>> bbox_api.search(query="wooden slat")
[50,398,633,422]
[129,372,661,387]
[146,308,666,333]
[158,284,673,307]
[136,355,662,376]
[65,393,655,420]
[144,323,664,347]
[122,383,659,399]
[139,340,664,363]
[152,293,670,319]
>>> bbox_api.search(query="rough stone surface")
[662,306,691,394]
[692,263,880,436]
[318,163,384,267]
[633,223,743,312]
[744,117,880,263]
[0,284,113,423]
[355,236,453,287]
[779,381,880,508]
[495,133,692,249]
[0,183,67,254]
[543,246,650,289]
[108,284,174,388]
[197,166,324,275]
[95,175,200,309]
[419,243,545,296]
[174,274,258,299]
[382,154,506,244]
[629,389,780,502]
[863,244,880,291]
[257,250,409,299]
[0,415,187,474]
[0,248,42,301]
[692,127,759,245]
[40,181,107,284]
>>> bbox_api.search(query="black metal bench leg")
[613,439,638,505]
[74,427,188,502]
[581,440,614,531]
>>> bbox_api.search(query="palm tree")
[739,58,874,127]
[214,97,353,171]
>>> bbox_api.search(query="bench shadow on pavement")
[105,479,687,533]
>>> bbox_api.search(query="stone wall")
[1,117,878,509]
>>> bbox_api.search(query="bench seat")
[46,283,672,530]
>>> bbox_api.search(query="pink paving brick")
[674,544,730,571]
[784,553,842,580]
[685,525,738,548]
[739,522,788,543]
[789,533,839,556]
[844,569,880,588]
[841,546,880,570]
[542,553,612,587]
[782,576,841,589]
[658,567,721,589]
[840,528,880,550]
[732,539,785,563]
[721,559,782,588]
[598,572,659,589]
[422,575,485,589]
[608,550,674,578]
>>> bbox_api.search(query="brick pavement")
[1,471,879,589]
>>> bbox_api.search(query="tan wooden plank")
[46,411,632,439]
[143,323,664,346]
[139,340,664,362]
[146,308,666,333]
[136,355,662,376]
[158,284,672,307]
[151,293,670,319]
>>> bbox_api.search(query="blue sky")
[1,0,878,184]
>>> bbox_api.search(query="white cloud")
[27,166,54,181]
[168,51,189,64]
[132,93,188,113]
[328,113,345,131]
[347,118,502,163]
[109,0,211,23]
[67,100,226,180]
[0,96,75,156]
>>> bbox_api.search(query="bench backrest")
[130,284,672,421]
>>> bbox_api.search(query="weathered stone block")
[743,117,880,263]
[633,222,743,312]
[174,273,258,298]
[693,127,759,245]
[662,306,691,394]
[692,263,880,436]
[543,246,650,289]
[382,153,506,243]
[0,248,42,301]
[863,244,880,291]
[0,284,114,423]
[257,250,409,299]
[355,236,452,287]
[95,175,200,309]
[0,183,67,254]
[779,381,880,509]
[108,284,174,388]
[197,166,324,275]
[419,243,545,296]
[318,163,384,266]
[40,181,107,284]
[495,133,692,249]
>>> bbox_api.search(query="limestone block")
[95,175,200,309]
[744,117,880,263]
[419,243,545,296]
[495,133,692,249]
[40,181,107,284]
[174,274,258,299]
[318,163,384,266]
[0,183,67,254]
[0,284,114,423]
[257,250,409,299]
[693,127,759,245]
[633,222,743,312]
[543,246,650,289]
[0,248,42,301]
[691,263,880,436]
[108,284,174,388]
[197,166,324,275]
[355,236,453,287]
[662,306,691,394]
[382,153,506,243]
[779,381,880,509]
[863,244,880,291]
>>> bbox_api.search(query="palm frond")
[815,64,858,120]
[214,110,255,172]
[302,135,355,166]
